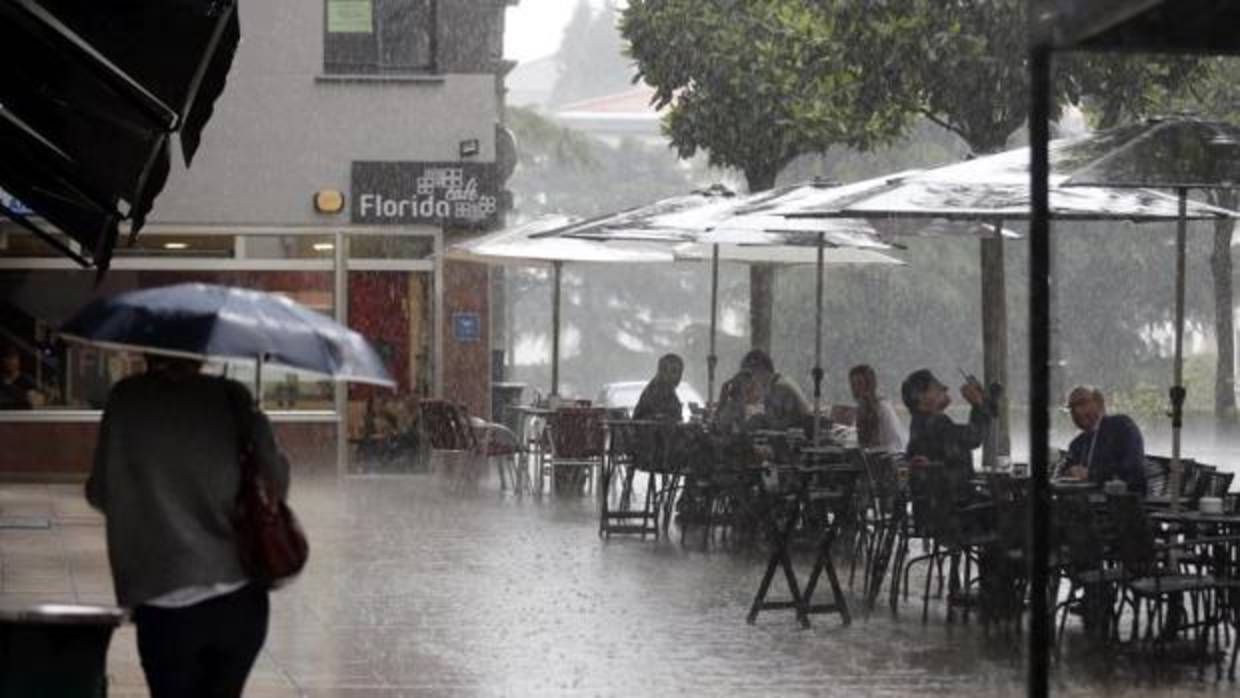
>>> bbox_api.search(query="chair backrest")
[546,407,606,459]
[907,463,964,542]
[1053,494,1106,572]
[1143,456,1169,497]
[1190,464,1233,499]
[1104,493,1158,575]
[418,399,478,451]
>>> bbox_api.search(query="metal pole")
[812,233,825,446]
[334,230,348,476]
[1169,188,1189,512]
[1027,41,1052,698]
[255,352,264,408]
[551,260,562,397]
[708,244,719,403]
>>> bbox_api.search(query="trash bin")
[492,381,527,429]
[0,603,126,698]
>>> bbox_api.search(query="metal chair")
[540,407,607,494]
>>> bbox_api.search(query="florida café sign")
[351,161,498,228]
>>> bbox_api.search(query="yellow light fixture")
[163,242,189,250]
[312,242,334,252]
[313,189,345,214]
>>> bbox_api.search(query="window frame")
[322,0,439,77]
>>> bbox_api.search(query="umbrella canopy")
[447,215,677,396]
[59,283,395,387]
[550,183,893,249]
[672,241,903,266]
[776,145,1238,222]
[1056,115,1240,513]
[448,215,676,266]
[1062,115,1240,190]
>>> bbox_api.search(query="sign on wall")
[351,161,498,227]
[452,312,481,342]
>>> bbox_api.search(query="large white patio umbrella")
[531,186,903,444]
[760,146,1238,465]
[673,236,903,442]
[448,215,676,396]
[1058,115,1240,509]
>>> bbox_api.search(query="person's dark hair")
[849,364,876,390]
[740,349,774,373]
[657,353,684,373]
[900,369,938,412]
[0,343,18,360]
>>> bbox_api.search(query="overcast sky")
[505,0,608,64]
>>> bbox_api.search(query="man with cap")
[901,368,990,479]
[1059,385,1146,496]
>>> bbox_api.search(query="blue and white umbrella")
[59,283,394,387]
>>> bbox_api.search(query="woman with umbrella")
[70,282,394,698]
[86,352,288,698]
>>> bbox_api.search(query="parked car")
[594,381,705,422]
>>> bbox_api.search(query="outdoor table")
[746,463,857,628]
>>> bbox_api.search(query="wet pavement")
[1,470,1235,697]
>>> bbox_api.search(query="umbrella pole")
[551,260,562,398]
[708,244,719,404]
[813,233,825,446]
[1169,188,1189,512]
[255,353,264,408]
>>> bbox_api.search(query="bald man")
[1059,385,1147,496]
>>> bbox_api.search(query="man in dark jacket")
[1060,385,1146,496]
[901,368,990,479]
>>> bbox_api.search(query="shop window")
[0,270,336,412]
[324,0,436,75]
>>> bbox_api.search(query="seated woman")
[849,364,906,452]
[633,353,685,422]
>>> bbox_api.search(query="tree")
[549,1,634,107]
[621,0,925,351]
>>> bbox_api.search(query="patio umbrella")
[447,215,677,396]
[674,237,903,443]
[1059,115,1240,510]
[768,145,1238,465]
[533,185,901,443]
[58,283,396,392]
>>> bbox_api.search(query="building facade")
[0,0,517,477]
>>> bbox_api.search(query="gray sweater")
[86,371,290,608]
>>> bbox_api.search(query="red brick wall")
[442,260,490,417]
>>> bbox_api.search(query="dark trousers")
[133,583,269,698]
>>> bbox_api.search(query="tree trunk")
[980,235,1010,467]
[745,167,780,352]
[1210,189,1238,423]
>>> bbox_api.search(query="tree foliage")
[621,0,924,189]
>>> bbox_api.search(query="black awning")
[0,0,240,269]
[1046,0,1240,55]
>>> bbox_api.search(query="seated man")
[632,353,685,422]
[1059,385,1146,496]
[739,349,811,432]
[901,368,989,479]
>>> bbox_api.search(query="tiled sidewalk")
[0,475,1230,697]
